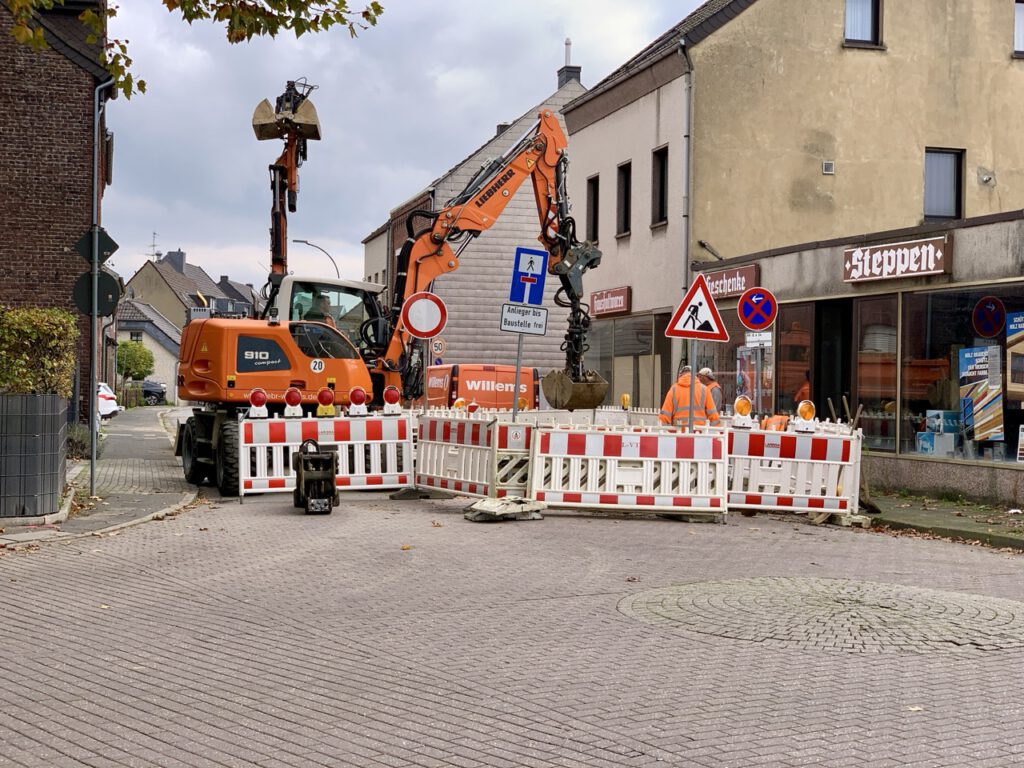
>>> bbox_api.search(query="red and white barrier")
[726,428,865,524]
[238,415,414,497]
[414,414,534,498]
[529,428,727,516]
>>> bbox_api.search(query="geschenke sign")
[704,265,760,299]
[843,235,951,283]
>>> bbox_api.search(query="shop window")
[845,0,881,45]
[774,303,814,415]
[616,162,632,236]
[651,147,668,225]
[924,149,962,219]
[853,296,898,451]
[129,331,142,342]
[584,314,672,409]
[587,319,613,407]
[586,175,600,242]
[901,285,1024,463]
[704,309,773,416]
[1016,1,1024,53]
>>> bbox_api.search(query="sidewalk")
[0,405,197,549]
[2,407,1023,551]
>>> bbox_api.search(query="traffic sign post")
[973,296,1005,339]
[666,274,729,342]
[737,286,778,332]
[505,247,550,421]
[509,247,549,306]
[401,292,448,412]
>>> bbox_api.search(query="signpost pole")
[512,334,524,422]
[422,338,428,415]
[687,338,695,432]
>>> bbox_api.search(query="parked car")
[97,382,120,418]
[141,380,167,406]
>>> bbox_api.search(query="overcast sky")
[103,1,702,291]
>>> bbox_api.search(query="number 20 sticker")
[310,359,325,373]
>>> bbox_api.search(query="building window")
[1017,1,1024,53]
[130,331,142,342]
[924,149,963,219]
[853,295,898,451]
[845,0,880,45]
[616,162,632,236]
[586,174,600,242]
[652,146,668,225]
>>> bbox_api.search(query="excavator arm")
[251,80,322,315]
[378,110,607,410]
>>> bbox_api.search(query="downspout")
[679,36,696,432]
[89,76,115,496]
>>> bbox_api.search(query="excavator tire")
[181,418,209,485]
[542,369,610,411]
[215,419,240,497]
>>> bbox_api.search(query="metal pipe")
[90,77,115,496]
[680,37,696,432]
[292,239,340,278]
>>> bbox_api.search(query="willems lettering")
[843,236,950,283]
[465,380,528,393]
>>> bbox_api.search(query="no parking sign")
[737,287,778,331]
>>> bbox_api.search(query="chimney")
[162,248,186,273]
[496,122,511,137]
[220,275,229,284]
[558,37,581,88]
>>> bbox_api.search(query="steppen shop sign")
[843,235,951,283]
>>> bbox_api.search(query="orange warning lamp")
[797,399,816,421]
[620,393,631,410]
[733,395,753,417]
[453,397,467,410]
[518,396,529,410]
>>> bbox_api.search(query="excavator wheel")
[542,369,610,411]
[215,419,240,497]
[181,418,210,486]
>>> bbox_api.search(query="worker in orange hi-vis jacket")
[659,366,721,427]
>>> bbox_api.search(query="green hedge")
[0,306,79,398]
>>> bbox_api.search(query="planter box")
[0,394,67,517]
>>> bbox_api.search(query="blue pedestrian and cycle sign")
[972,295,1005,339]
[509,246,548,306]
[737,286,778,332]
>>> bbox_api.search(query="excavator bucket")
[542,369,609,411]
[252,97,322,142]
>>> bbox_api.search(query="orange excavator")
[376,108,608,410]
[176,84,605,494]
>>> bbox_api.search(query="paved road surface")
[2,484,1024,767]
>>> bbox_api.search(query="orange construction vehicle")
[176,82,605,494]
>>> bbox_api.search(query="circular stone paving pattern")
[618,577,1024,654]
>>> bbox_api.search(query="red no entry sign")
[401,292,448,339]
[737,287,778,331]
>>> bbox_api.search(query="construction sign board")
[665,274,730,342]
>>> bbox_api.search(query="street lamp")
[292,239,340,279]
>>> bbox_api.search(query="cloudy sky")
[103,1,702,291]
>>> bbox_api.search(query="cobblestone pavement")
[2,492,1024,767]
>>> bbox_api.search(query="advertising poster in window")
[1006,312,1024,403]
[958,346,1004,442]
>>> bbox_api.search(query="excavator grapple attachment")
[542,369,609,411]
[252,94,322,141]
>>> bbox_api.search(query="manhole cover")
[618,577,1024,654]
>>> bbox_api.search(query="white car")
[97,382,120,418]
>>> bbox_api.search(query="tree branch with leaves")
[7,0,384,98]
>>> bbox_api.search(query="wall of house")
[0,8,102,419]
[127,263,187,329]
[116,329,179,404]
[564,74,688,314]
[691,0,1024,261]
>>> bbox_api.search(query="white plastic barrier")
[529,428,727,515]
[414,413,534,498]
[726,428,863,522]
[238,415,414,497]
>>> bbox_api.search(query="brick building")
[0,1,113,419]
